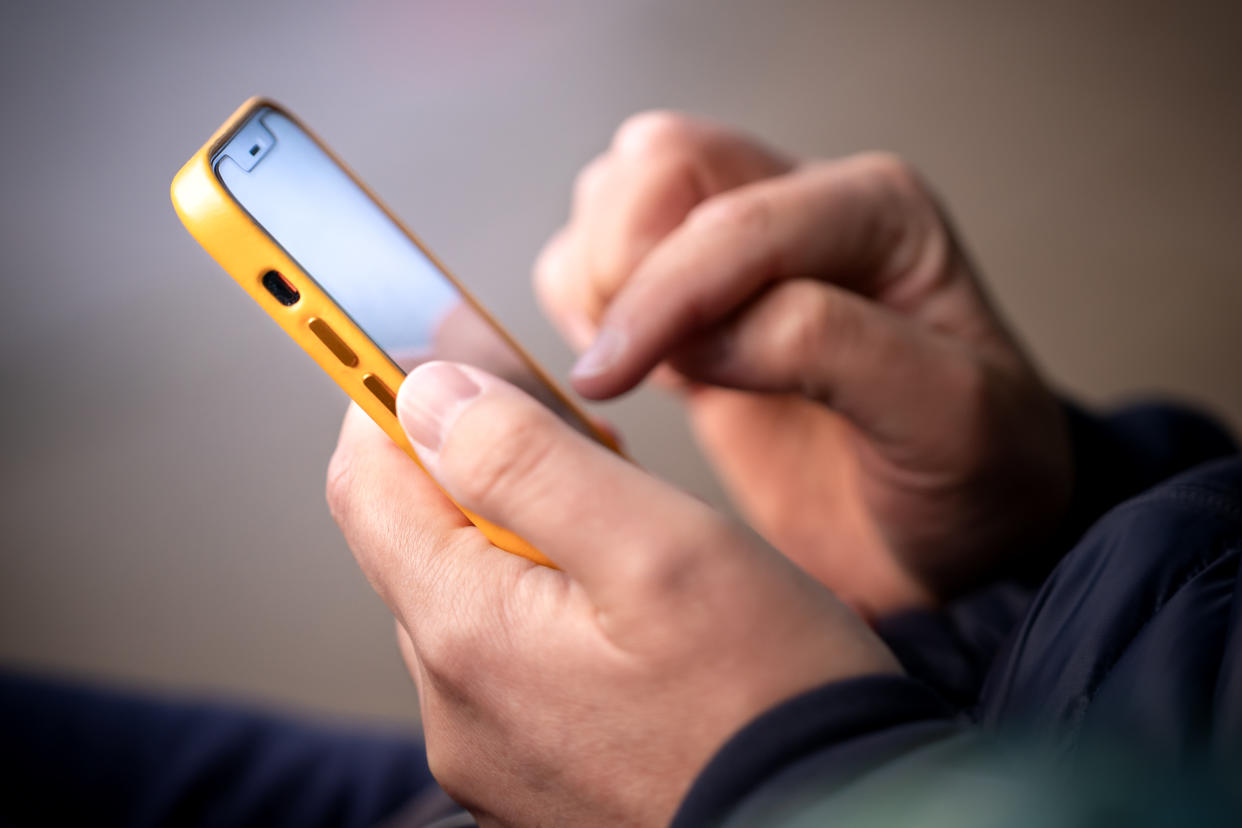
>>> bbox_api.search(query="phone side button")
[362,374,398,415]
[308,318,359,367]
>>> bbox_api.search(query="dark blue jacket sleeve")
[0,672,434,828]
[1033,399,1237,577]
[672,401,1239,827]
[670,676,961,828]
[879,399,1237,706]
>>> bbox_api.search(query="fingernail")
[571,327,627,380]
[398,362,482,462]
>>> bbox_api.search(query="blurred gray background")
[2,0,1240,726]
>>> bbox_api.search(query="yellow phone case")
[171,97,610,567]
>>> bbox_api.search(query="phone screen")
[213,106,591,434]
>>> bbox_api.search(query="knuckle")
[416,578,511,698]
[813,290,862,354]
[688,189,772,237]
[571,154,609,208]
[615,518,723,601]
[774,284,839,358]
[765,285,862,404]
[418,620,480,694]
[627,550,697,600]
[532,230,571,299]
[423,745,456,795]
[847,152,952,287]
[853,151,925,197]
[422,731,475,804]
[612,109,699,157]
[324,446,357,523]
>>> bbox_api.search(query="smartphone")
[171,98,613,566]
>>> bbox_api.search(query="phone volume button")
[307,318,359,367]
[362,374,398,415]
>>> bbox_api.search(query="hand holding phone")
[172,99,615,565]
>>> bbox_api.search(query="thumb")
[669,280,976,450]
[396,361,726,607]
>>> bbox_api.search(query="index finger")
[568,155,934,400]
[535,113,792,347]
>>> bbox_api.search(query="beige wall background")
[2,0,1239,726]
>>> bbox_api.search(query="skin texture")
[535,112,1073,616]
[329,112,1076,822]
[328,364,899,826]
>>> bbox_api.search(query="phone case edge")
[170,97,561,567]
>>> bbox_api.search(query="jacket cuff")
[671,675,958,828]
